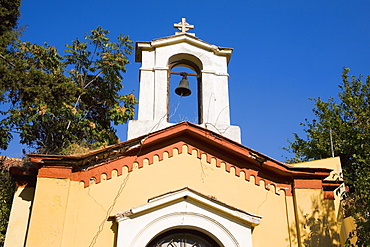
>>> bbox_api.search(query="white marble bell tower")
[127,18,241,143]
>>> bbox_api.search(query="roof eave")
[26,121,333,181]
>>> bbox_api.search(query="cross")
[174,18,194,34]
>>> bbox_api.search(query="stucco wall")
[4,186,34,247]
[23,145,297,247]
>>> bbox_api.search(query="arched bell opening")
[168,54,203,124]
[146,228,222,247]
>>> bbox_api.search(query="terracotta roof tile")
[0,156,23,170]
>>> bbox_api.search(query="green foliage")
[0,160,15,247]
[0,0,21,51]
[0,26,137,154]
[286,68,370,246]
[0,2,20,245]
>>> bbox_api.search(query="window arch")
[146,228,221,247]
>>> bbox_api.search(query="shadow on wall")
[108,217,118,247]
[288,196,341,247]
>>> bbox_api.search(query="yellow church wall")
[24,144,302,247]
[290,157,347,246]
[285,194,300,247]
[25,177,71,247]
[293,157,342,182]
[293,189,341,247]
[4,186,34,247]
[340,216,356,246]
[331,185,355,247]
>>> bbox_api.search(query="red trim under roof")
[17,122,336,191]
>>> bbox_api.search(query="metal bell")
[175,74,192,96]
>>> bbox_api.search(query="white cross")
[174,18,194,34]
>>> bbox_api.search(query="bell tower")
[128,18,241,142]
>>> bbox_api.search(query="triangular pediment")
[116,187,261,226]
[115,187,261,247]
[135,33,233,63]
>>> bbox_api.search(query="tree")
[0,26,137,154]
[0,1,21,246]
[0,24,137,246]
[0,158,16,246]
[286,68,370,246]
[0,0,21,51]
[0,0,22,150]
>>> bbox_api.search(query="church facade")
[5,19,352,247]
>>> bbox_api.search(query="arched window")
[146,229,221,247]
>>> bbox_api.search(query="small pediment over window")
[115,187,261,247]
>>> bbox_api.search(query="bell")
[175,74,192,96]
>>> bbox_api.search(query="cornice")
[22,122,337,195]
[135,34,233,63]
[28,138,143,170]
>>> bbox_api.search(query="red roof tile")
[0,156,23,170]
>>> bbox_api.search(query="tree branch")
[65,71,103,132]
[0,54,15,67]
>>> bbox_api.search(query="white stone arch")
[132,213,235,247]
[168,53,203,123]
[115,188,261,247]
[168,53,203,73]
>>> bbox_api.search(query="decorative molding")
[116,209,133,221]
[38,166,72,179]
[26,122,336,196]
[322,182,341,200]
[35,141,292,195]
[115,187,259,247]
[323,191,335,200]
[153,67,169,71]
[294,179,322,189]
[139,68,154,72]
[201,70,230,77]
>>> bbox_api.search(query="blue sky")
[2,0,370,161]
